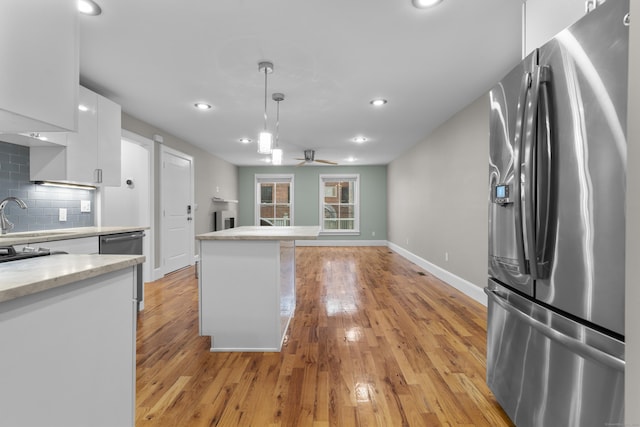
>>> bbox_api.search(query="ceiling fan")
[295,149,338,166]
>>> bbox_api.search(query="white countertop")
[0,226,148,246]
[0,254,145,303]
[196,226,320,241]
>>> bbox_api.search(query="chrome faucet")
[0,197,28,235]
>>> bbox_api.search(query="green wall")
[238,165,387,241]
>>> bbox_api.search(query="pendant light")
[271,93,284,165]
[257,61,274,154]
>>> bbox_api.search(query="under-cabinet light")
[35,181,97,190]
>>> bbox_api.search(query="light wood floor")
[136,246,514,427]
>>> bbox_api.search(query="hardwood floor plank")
[136,246,514,426]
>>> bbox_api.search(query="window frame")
[319,174,360,235]
[254,174,294,226]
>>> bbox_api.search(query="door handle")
[522,65,541,279]
[513,71,532,276]
[485,288,624,372]
[535,65,554,279]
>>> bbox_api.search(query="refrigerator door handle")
[535,65,553,278]
[513,71,532,275]
[485,288,625,372]
[522,65,541,279]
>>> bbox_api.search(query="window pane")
[261,184,273,204]
[275,183,290,203]
[340,182,353,203]
[338,205,355,219]
[324,204,338,219]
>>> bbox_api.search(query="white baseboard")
[387,242,487,306]
[296,239,388,247]
[152,267,164,281]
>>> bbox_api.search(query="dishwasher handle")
[100,232,145,244]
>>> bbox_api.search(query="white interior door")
[161,146,194,274]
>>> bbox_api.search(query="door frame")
[159,144,195,277]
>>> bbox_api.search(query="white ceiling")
[79,0,522,166]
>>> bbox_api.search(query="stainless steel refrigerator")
[486,1,629,426]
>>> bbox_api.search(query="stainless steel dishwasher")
[99,231,145,310]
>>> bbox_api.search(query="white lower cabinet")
[30,86,122,186]
[0,267,136,427]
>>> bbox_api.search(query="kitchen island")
[0,254,144,427]
[196,226,319,352]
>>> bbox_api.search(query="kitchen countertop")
[0,226,148,246]
[196,226,320,241]
[0,254,145,303]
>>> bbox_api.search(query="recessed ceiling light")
[239,138,252,144]
[78,104,89,112]
[346,157,357,163]
[353,136,368,143]
[194,102,212,110]
[412,0,443,8]
[78,0,102,15]
[370,99,387,107]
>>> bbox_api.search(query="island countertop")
[0,254,145,303]
[196,226,320,241]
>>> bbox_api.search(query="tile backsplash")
[0,141,95,232]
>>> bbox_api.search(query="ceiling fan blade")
[315,159,338,165]
[295,160,307,167]
[294,158,305,161]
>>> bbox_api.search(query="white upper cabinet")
[0,0,79,132]
[524,0,589,55]
[30,86,122,187]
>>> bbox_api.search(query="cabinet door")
[66,87,99,183]
[0,0,78,132]
[97,93,122,186]
[29,86,122,186]
[0,268,136,427]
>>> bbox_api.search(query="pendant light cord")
[263,68,268,131]
[275,100,280,148]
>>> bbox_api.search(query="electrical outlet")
[372,231,376,237]
[445,252,449,262]
[59,208,67,222]
[81,200,91,213]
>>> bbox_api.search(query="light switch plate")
[81,200,91,213]
[59,208,67,222]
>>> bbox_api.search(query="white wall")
[388,95,490,292]
[101,139,150,228]
[524,0,587,55]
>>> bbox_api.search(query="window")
[319,174,359,234]
[255,174,294,226]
